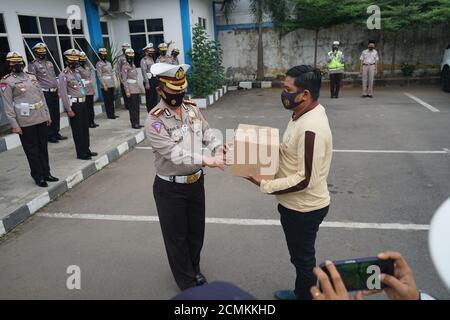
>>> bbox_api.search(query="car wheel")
[441,66,450,92]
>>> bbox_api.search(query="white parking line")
[404,93,440,112]
[333,149,448,154]
[37,213,430,231]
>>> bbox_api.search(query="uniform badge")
[151,121,162,134]
[0,83,7,92]
[188,109,196,118]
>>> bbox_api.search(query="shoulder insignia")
[183,99,197,107]
[1,74,11,80]
[164,109,171,117]
[151,121,163,134]
[150,108,164,117]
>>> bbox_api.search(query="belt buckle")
[34,102,41,110]
[186,174,197,184]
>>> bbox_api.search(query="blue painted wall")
[179,0,192,66]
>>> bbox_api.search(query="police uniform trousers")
[129,93,140,126]
[153,174,206,290]
[69,102,90,158]
[43,91,60,139]
[19,121,50,182]
[86,94,95,126]
[144,78,159,113]
[102,87,116,118]
[362,64,376,96]
[120,83,130,109]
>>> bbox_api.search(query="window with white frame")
[128,18,164,65]
[18,14,89,72]
[100,21,110,48]
[0,13,11,78]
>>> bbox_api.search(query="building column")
[84,0,103,100]
[179,0,192,65]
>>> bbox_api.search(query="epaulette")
[63,68,69,74]
[183,99,197,107]
[1,74,11,80]
[150,108,164,117]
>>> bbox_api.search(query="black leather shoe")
[89,124,96,128]
[44,175,59,182]
[195,273,208,286]
[57,135,68,140]
[108,115,119,119]
[94,123,99,127]
[77,155,92,160]
[132,124,144,129]
[35,179,48,188]
[88,151,98,157]
[48,138,59,143]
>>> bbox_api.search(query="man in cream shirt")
[248,65,333,300]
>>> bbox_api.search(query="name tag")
[20,103,31,116]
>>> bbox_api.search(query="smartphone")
[319,257,395,292]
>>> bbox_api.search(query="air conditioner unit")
[96,0,133,16]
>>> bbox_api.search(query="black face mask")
[12,64,24,73]
[68,62,78,69]
[332,46,338,51]
[160,88,186,107]
[369,47,375,51]
[37,53,46,60]
[281,89,305,110]
[79,62,85,67]
[126,58,133,64]
[100,54,107,61]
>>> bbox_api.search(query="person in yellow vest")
[326,41,345,99]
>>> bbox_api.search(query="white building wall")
[0,0,89,57]
[104,0,184,61]
[189,0,214,40]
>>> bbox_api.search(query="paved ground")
[1,85,450,300]
[0,105,148,220]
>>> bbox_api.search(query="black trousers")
[102,87,116,118]
[69,102,90,158]
[278,204,329,300]
[19,122,50,181]
[129,93,140,126]
[120,83,130,109]
[330,73,343,98]
[43,91,60,139]
[153,174,205,290]
[144,79,159,113]
[86,94,95,125]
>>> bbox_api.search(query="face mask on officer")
[100,54,107,61]
[126,56,133,64]
[332,46,338,52]
[68,61,78,69]
[281,88,306,110]
[11,63,24,73]
[79,61,86,67]
[158,87,186,108]
[37,53,46,60]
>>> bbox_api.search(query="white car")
[441,44,450,92]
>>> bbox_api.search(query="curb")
[0,130,146,237]
[0,103,107,154]
[236,77,441,90]
[189,85,228,109]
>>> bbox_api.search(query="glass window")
[39,17,55,34]
[19,15,39,34]
[101,22,109,35]
[130,34,146,65]
[148,34,165,54]
[0,14,6,34]
[56,18,70,34]
[0,37,11,79]
[103,37,110,48]
[23,37,42,64]
[59,36,72,65]
[129,20,145,33]
[146,19,163,32]
[42,36,62,71]
[71,20,84,35]
[74,37,99,67]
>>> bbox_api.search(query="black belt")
[363,63,376,66]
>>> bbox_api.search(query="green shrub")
[400,63,415,77]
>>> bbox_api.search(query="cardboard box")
[231,124,279,180]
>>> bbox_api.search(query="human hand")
[46,119,52,126]
[203,155,225,170]
[126,91,131,98]
[377,251,419,300]
[67,111,75,118]
[102,83,108,91]
[12,127,23,135]
[310,261,366,300]
[245,174,262,187]
[145,83,150,90]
